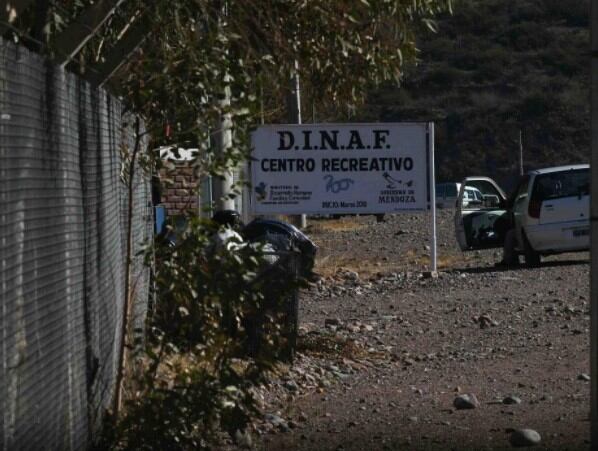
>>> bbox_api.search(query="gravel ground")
[236,209,590,451]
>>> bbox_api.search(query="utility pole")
[591,0,598,447]
[213,75,236,212]
[212,3,235,213]
[519,129,524,176]
[287,60,307,228]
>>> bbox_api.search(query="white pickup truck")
[454,165,589,265]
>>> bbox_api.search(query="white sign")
[250,123,432,215]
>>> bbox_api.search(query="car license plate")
[573,228,589,237]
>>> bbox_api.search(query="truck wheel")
[523,231,540,267]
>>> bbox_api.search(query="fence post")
[113,117,143,419]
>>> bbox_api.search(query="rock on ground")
[453,393,480,410]
[510,428,541,447]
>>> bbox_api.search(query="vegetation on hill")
[358,0,589,188]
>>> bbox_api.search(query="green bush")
[545,0,589,27]
[500,23,553,51]
[426,65,469,86]
[104,216,300,450]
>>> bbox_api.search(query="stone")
[284,380,299,392]
[477,314,498,329]
[345,270,360,281]
[234,430,253,449]
[318,379,331,388]
[503,395,522,405]
[264,413,287,429]
[453,393,480,410]
[325,318,342,327]
[509,429,541,447]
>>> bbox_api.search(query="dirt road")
[246,211,590,451]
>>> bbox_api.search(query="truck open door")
[454,177,509,251]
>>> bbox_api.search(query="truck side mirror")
[483,194,500,208]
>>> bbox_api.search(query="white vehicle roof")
[528,164,588,175]
[437,182,461,186]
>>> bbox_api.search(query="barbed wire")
[1,18,127,87]
[0,19,47,49]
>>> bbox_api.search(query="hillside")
[358,0,590,189]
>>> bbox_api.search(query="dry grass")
[298,334,365,359]
[306,217,368,234]
[409,253,472,270]
[315,249,472,278]
[297,334,392,363]
[315,257,397,278]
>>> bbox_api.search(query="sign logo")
[382,172,414,189]
[255,182,268,201]
[324,175,354,193]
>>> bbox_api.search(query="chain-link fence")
[0,38,152,450]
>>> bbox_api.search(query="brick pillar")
[159,164,199,217]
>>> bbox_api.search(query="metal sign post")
[427,122,438,273]
[287,60,307,228]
